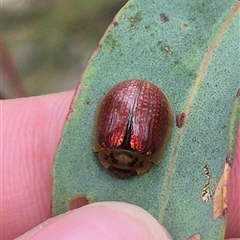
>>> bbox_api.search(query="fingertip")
[16,202,172,240]
[2,91,74,239]
[225,123,240,238]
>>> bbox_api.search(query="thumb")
[15,202,172,240]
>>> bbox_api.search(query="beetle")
[93,79,173,179]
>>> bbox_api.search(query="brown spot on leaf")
[69,196,90,210]
[96,44,102,51]
[176,112,186,128]
[113,22,118,27]
[160,13,169,23]
[188,233,201,240]
[182,23,188,29]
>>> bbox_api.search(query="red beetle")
[93,80,173,179]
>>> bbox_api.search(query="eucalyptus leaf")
[52,0,239,239]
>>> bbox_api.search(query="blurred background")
[1,0,127,98]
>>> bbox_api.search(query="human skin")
[1,91,240,239]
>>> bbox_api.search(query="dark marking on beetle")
[176,112,186,128]
[108,166,136,179]
[236,89,240,98]
[131,171,137,177]
[108,166,114,172]
[111,158,118,164]
[113,22,118,27]
[128,157,139,167]
[104,154,109,161]
[121,119,133,150]
[138,161,144,168]
[108,166,129,173]
[110,153,118,164]
[160,13,169,23]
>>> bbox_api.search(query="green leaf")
[52,0,239,239]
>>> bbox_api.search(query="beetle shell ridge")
[93,79,173,179]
